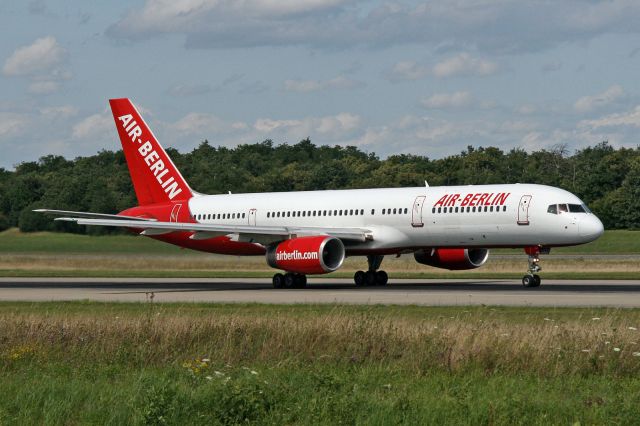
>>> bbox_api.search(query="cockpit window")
[558,204,568,213]
[547,204,557,214]
[568,204,586,213]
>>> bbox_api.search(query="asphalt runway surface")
[1,277,640,307]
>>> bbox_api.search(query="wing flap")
[34,209,155,221]
[54,217,371,242]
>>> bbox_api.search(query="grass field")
[1,302,640,424]
[0,228,639,278]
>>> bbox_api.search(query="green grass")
[1,302,640,424]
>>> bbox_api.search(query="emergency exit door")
[412,196,426,227]
[517,195,532,225]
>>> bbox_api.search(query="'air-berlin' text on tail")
[109,98,192,206]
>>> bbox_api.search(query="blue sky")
[1,0,640,169]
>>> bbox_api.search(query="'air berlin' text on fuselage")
[433,192,510,208]
[117,114,183,200]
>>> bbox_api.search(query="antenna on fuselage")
[425,180,429,188]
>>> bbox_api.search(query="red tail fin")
[109,98,192,206]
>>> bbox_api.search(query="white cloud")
[578,105,640,129]
[40,106,79,120]
[386,61,430,81]
[169,112,246,135]
[421,91,473,109]
[254,113,360,138]
[106,1,640,53]
[3,36,65,76]
[3,36,70,95]
[432,53,497,78]
[71,113,113,140]
[574,85,624,113]
[167,83,212,97]
[0,113,30,138]
[28,81,60,95]
[284,75,363,93]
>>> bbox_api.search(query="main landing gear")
[272,272,307,289]
[522,246,542,288]
[354,255,389,287]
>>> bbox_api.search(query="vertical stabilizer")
[109,98,192,205]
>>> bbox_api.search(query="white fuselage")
[188,183,604,253]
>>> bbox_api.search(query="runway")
[1,277,640,307]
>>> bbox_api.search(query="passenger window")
[350,209,353,215]
[361,209,364,215]
[371,209,375,215]
[393,208,397,214]
[490,206,493,212]
[432,208,436,214]
[334,210,338,216]
[302,211,306,217]
[323,210,327,216]
[328,210,332,216]
[547,204,557,214]
[354,209,358,216]
[503,206,507,212]
[455,207,458,213]
[242,213,246,218]
[484,206,488,212]
[437,207,441,213]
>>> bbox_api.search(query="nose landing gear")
[522,246,542,287]
[354,255,389,286]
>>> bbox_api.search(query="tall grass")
[1,303,640,424]
[2,304,639,376]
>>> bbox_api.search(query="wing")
[52,217,373,244]
[33,209,156,221]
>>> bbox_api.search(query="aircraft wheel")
[364,271,377,286]
[284,273,296,289]
[354,270,366,287]
[295,274,307,288]
[272,273,284,289]
[522,274,537,287]
[376,270,388,286]
[532,274,541,287]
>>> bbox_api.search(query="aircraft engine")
[266,236,345,274]
[414,248,489,270]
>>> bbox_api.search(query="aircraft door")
[517,195,532,225]
[170,203,182,223]
[412,196,426,227]
[248,208,257,226]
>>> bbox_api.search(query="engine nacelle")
[266,236,345,274]
[414,248,489,270]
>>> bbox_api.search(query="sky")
[1,0,640,169]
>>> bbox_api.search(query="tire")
[272,273,284,289]
[354,270,366,286]
[364,271,377,286]
[532,274,541,287]
[284,273,296,289]
[376,270,388,286]
[295,274,307,288]
[522,275,535,287]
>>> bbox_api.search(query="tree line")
[1,139,638,234]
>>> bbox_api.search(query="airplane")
[36,98,604,288]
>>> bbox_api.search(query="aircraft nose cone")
[580,216,604,241]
